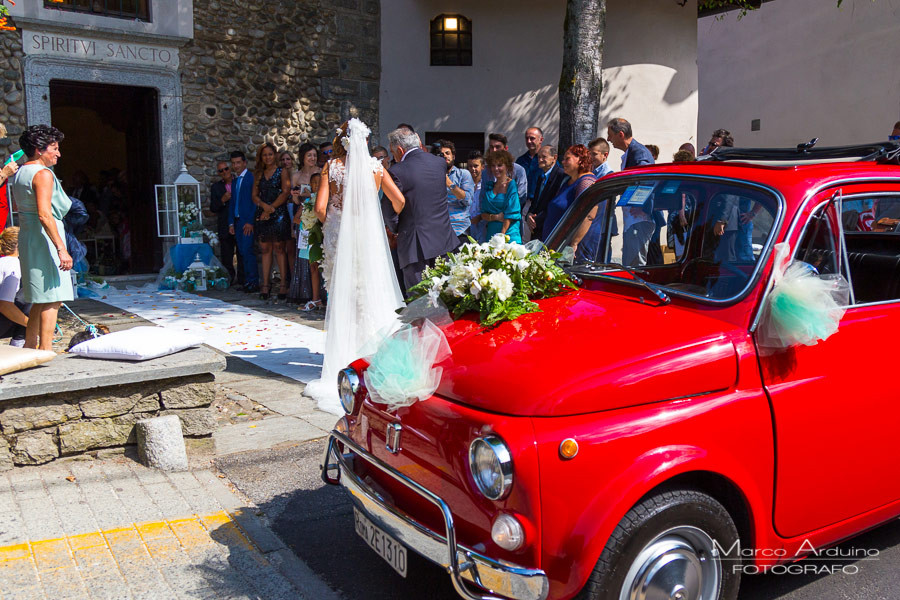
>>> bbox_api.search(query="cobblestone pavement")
[0,457,335,600]
[0,286,342,599]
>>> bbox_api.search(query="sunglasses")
[322,149,333,155]
[217,167,230,173]
[890,135,900,141]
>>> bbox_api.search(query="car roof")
[603,160,900,213]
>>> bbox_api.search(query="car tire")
[574,488,741,600]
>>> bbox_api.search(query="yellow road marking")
[0,542,30,562]
[0,511,259,575]
[31,538,74,572]
[67,532,106,551]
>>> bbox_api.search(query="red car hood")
[433,290,740,416]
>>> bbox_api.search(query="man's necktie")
[233,175,242,219]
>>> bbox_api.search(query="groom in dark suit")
[387,127,459,290]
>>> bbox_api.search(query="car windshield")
[548,177,780,301]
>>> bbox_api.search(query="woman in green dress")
[12,125,73,350]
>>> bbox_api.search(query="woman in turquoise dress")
[473,150,522,243]
[12,125,73,350]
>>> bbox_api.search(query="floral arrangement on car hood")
[408,234,576,327]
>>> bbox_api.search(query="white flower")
[469,278,482,298]
[488,234,507,250]
[511,244,529,260]
[517,259,529,271]
[300,205,319,230]
[486,270,514,301]
[340,136,351,151]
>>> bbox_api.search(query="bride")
[304,119,406,414]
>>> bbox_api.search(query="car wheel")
[574,489,741,600]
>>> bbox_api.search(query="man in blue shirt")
[589,137,614,178]
[516,127,545,242]
[607,119,655,266]
[438,140,475,244]
[515,127,544,202]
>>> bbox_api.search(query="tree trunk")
[559,0,606,150]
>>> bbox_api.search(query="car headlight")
[469,436,513,500]
[337,368,360,414]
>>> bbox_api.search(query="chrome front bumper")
[321,431,549,600]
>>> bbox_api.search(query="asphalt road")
[216,439,900,600]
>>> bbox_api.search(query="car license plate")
[354,507,408,578]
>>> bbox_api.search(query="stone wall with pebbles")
[0,374,218,469]
[0,32,26,159]
[182,0,381,198]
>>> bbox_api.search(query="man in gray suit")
[388,127,459,290]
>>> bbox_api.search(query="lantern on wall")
[155,164,202,240]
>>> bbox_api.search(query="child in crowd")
[290,173,324,310]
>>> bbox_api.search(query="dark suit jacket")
[380,190,399,234]
[389,149,459,268]
[529,164,567,241]
[622,139,655,170]
[209,179,232,236]
[228,170,255,227]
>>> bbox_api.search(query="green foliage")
[697,0,849,18]
[407,235,577,327]
[307,222,324,263]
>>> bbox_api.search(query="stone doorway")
[49,80,162,274]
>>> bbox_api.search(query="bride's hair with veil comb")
[331,121,349,161]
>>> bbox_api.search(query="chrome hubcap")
[620,526,721,600]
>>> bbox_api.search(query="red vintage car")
[321,141,900,600]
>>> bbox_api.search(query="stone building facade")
[1,0,380,271]
[180,0,381,184]
[0,33,27,162]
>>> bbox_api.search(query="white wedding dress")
[304,119,404,415]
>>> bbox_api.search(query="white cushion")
[0,346,55,375]
[68,326,202,361]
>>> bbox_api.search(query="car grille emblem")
[385,423,402,454]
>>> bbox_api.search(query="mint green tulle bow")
[759,242,849,351]
[365,319,451,411]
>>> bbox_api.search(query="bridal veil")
[304,119,404,414]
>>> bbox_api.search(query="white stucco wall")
[602,0,699,165]
[380,0,698,163]
[698,0,900,148]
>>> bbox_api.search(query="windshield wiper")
[567,262,671,305]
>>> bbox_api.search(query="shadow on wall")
[661,66,697,107]
[600,71,631,126]
[486,84,560,143]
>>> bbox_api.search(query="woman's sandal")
[300,300,322,312]
[259,286,270,301]
[277,286,288,301]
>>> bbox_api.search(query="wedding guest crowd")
[202,117,736,310]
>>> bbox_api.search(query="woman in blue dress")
[541,145,597,243]
[473,150,522,243]
[12,125,73,350]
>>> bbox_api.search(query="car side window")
[794,204,841,277]
[840,194,900,304]
[842,196,900,232]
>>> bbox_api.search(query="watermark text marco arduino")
[714,539,879,576]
